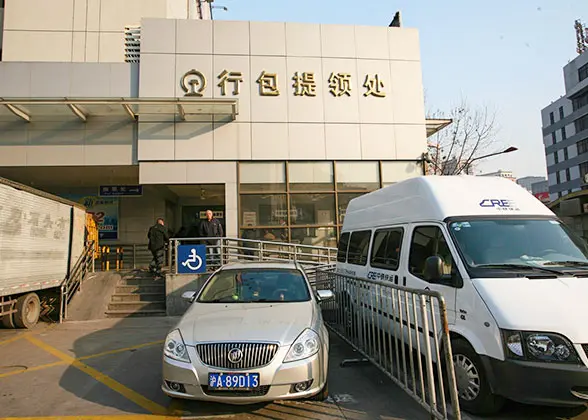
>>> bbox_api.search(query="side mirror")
[181,291,196,303]
[424,256,444,282]
[317,290,334,301]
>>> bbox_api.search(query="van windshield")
[447,218,588,270]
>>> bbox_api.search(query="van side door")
[404,223,460,325]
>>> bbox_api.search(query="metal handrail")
[168,237,338,274]
[59,241,95,322]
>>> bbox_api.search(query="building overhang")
[0,97,239,123]
[425,118,452,138]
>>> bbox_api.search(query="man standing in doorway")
[199,210,224,268]
[148,217,169,277]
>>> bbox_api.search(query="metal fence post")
[174,240,179,274]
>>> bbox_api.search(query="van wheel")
[451,339,505,415]
[14,293,41,329]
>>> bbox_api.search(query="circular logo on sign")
[227,348,243,364]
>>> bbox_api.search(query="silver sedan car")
[161,262,333,404]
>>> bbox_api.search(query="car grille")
[201,385,271,397]
[195,342,279,369]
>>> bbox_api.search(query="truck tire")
[14,293,41,329]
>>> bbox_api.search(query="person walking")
[199,210,224,268]
[148,217,169,277]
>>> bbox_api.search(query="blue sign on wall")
[177,245,207,274]
[100,185,143,197]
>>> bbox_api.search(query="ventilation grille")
[124,25,141,63]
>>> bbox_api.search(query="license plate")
[208,372,260,389]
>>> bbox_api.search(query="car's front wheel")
[452,339,505,415]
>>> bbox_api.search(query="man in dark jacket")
[148,217,169,277]
[199,210,224,267]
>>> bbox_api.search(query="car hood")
[177,301,316,346]
[472,276,588,343]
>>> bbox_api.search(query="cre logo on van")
[479,199,519,211]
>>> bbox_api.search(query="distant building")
[479,170,516,182]
[517,176,546,192]
[541,48,588,239]
[541,49,588,203]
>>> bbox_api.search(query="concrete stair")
[105,271,166,318]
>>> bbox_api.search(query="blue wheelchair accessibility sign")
[177,245,207,274]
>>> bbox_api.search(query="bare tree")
[426,99,499,175]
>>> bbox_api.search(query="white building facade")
[0,0,434,246]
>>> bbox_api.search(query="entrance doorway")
[166,184,226,239]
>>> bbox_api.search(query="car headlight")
[164,329,190,363]
[502,330,580,364]
[284,328,320,363]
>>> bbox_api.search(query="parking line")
[77,340,165,361]
[26,335,169,416]
[0,333,27,346]
[0,340,165,379]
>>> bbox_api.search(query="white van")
[336,175,588,415]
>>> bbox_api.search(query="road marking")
[0,334,26,346]
[26,335,169,416]
[77,340,165,361]
[0,340,164,379]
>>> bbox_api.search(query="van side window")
[337,232,350,262]
[409,226,455,282]
[347,230,371,266]
[370,228,403,270]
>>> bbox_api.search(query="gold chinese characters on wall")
[180,69,386,98]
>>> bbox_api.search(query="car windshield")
[448,218,588,269]
[197,268,311,303]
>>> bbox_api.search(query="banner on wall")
[65,194,119,240]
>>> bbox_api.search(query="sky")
[214,0,588,179]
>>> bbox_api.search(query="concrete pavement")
[0,317,428,420]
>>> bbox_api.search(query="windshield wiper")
[543,260,588,267]
[475,264,564,275]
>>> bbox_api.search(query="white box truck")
[0,177,88,329]
[337,175,588,415]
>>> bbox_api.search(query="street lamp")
[461,146,518,175]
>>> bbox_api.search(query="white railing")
[168,237,338,274]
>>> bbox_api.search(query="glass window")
[291,227,337,248]
[241,227,288,242]
[290,193,336,225]
[338,192,365,224]
[559,106,564,120]
[336,162,380,191]
[371,228,403,270]
[579,63,588,83]
[552,132,557,145]
[550,112,555,125]
[347,230,372,266]
[240,194,287,226]
[288,162,334,191]
[562,127,567,140]
[554,151,559,164]
[381,161,422,185]
[198,269,311,303]
[240,162,285,192]
[409,226,455,282]
[575,114,588,134]
[564,147,569,160]
[338,232,350,262]
[448,219,588,270]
